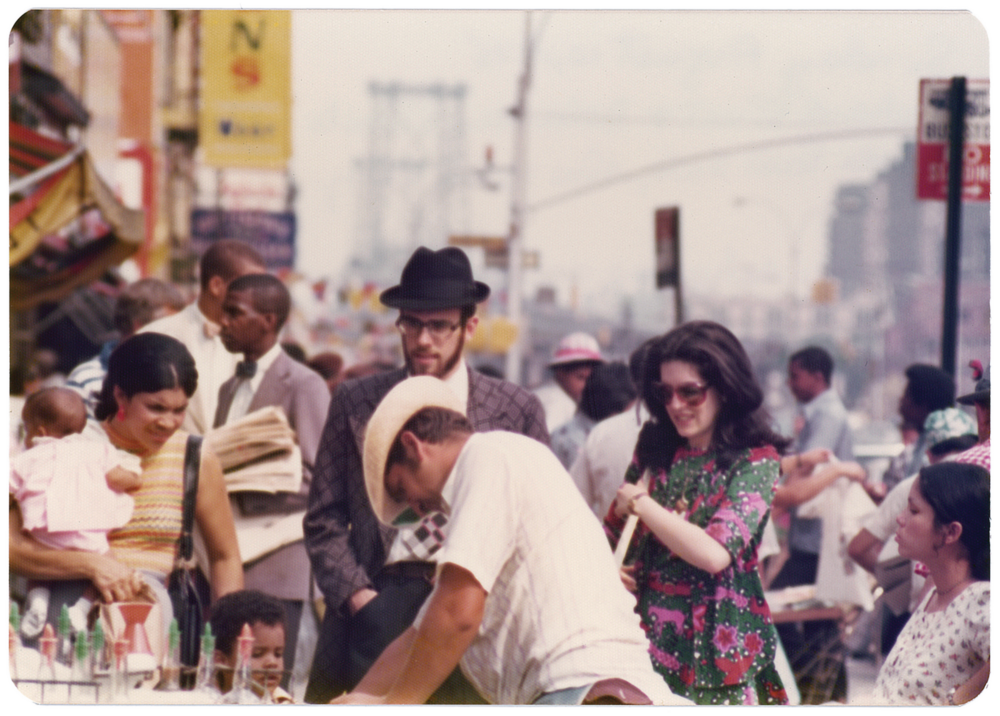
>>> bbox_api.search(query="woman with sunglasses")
[873,461,989,705]
[605,320,791,705]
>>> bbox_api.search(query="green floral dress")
[605,444,788,705]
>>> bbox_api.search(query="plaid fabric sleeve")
[303,380,379,609]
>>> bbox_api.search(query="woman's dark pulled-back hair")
[635,320,790,473]
[94,333,198,421]
[917,461,990,581]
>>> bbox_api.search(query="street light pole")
[940,76,966,378]
[505,12,533,384]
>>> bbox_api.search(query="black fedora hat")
[380,246,490,310]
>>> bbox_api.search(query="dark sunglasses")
[652,381,710,407]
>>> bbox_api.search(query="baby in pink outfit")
[9,388,142,638]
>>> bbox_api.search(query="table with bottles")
[10,601,279,704]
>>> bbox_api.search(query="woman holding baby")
[9,332,242,633]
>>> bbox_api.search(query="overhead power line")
[528,126,912,213]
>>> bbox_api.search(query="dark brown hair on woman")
[635,320,790,473]
[94,333,198,421]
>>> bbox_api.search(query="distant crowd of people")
[10,240,989,705]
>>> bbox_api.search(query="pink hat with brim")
[548,332,603,367]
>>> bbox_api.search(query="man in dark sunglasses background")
[303,246,548,704]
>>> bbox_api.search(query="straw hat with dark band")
[362,376,466,526]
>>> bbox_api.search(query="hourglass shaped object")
[114,603,153,661]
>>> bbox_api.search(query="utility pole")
[504,12,533,384]
[940,76,966,378]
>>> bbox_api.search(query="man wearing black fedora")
[303,246,549,703]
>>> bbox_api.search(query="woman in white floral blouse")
[874,461,989,705]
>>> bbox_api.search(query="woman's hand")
[619,564,638,593]
[10,500,140,600]
[614,483,647,519]
[86,553,145,603]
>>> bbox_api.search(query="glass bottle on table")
[155,618,182,691]
[37,623,58,681]
[192,624,223,703]
[109,638,131,703]
[221,623,264,704]
[70,630,90,682]
[69,630,97,704]
[56,604,74,667]
[90,620,108,676]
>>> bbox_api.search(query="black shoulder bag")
[167,434,206,688]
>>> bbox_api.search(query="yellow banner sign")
[200,10,291,169]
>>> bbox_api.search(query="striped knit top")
[107,430,188,578]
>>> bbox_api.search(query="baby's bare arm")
[106,466,141,493]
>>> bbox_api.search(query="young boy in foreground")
[209,589,293,703]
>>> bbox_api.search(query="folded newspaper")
[203,405,303,494]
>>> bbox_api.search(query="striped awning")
[9,120,75,178]
[9,121,145,310]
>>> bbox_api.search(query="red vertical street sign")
[917,78,990,201]
[654,207,680,289]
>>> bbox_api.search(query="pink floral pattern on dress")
[874,582,989,704]
[604,445,787,705]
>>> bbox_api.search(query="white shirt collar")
[227,342,284,422]
[438,433,476,517]
[408,357,470,406]
[190,302,218,332]
[442,357,470,406]
[252,341,284,378]
[801,386,836,420]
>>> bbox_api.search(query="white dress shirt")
[138,302,241,435]
[225,342,284,422]
[533,382,577,433]
[568,403,648,517]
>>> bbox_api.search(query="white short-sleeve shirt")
[415,431,685,705]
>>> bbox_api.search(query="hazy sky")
[290,8,989,314]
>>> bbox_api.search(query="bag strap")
[178,435,203,561]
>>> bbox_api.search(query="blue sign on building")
[190,209,296,271]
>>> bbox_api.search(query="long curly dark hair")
[635,320,790,473]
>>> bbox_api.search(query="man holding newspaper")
[211,272,331,693]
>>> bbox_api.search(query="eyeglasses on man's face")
[395,314,463,340]
[652,381,710,407]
